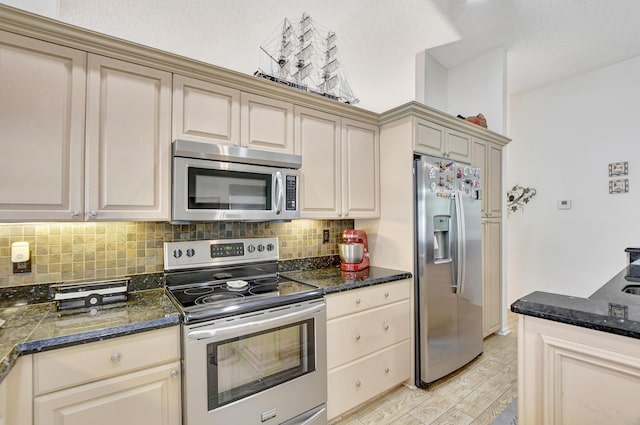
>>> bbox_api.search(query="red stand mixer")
[339,229,370,272]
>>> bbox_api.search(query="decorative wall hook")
[507,185,537,215]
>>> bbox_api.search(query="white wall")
[0,0,57,17]
[447,48,506,134]
[417,51,448,111]
[506,55,640,302]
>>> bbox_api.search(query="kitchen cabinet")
[33,327,181,425]
[517,315,640,424]
[0,355,33,425]
[0,31,171,222]
[414,118,472,163]
[241,92,295,154]
[0,31,86,222]
[172,74,240,145]
[295,106,380,219]
[85,54,172,221]
[471,137,503,218]
[482,219,502,336]
[326,280,411,421]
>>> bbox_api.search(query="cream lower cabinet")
[518,315,640,424]
[326,280,411,421]
[295,106,380,219]
[0,31,86,222]
[0,355,33,425]
[33,327,181,425]
[482,219,502,336]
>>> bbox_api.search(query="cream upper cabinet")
[0,31,86,222]
[294,107,341,217]
[414,118,472,163]
[471,137,502,218]
[341,118,380,218]
[241,92,294,153]
[295,107,379,219]
[33,327,181,425]
[172,75,240,145]
[85,54,172,221]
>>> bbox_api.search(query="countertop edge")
[322,271,413,294]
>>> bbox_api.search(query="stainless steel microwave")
[171,140,301,222]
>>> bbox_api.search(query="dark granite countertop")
[0,288,180,384]
[281,265,412,294]
[511,265,640,339]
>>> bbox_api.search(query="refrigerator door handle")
[454,192,466,294]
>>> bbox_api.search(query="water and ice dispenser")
[433,214,451,264]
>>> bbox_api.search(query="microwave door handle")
[186,304,323,340]
[275,171,284,215]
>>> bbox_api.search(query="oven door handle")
[187,304,323,340]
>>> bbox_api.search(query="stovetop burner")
[164,238,323,323]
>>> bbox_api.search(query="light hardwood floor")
[330,312,518,425]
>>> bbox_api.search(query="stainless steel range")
[164,237,327,425]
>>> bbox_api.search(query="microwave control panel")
[286,175,297,210]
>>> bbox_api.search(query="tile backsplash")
[0,220,352,287]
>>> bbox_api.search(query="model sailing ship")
[255,13,359,105]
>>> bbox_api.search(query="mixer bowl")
[339,243,364,263]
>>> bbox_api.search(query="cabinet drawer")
[327,300,410,369]
[34,327,180,395]
[326,280,410,320]
[327,340,410,420]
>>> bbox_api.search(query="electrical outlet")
[323,229,330,244]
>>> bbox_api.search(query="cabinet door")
[172,75,240,145]
[414,118,445,157]
[241,92,294,153]
[342,118,380,218]
[482,219,502,336]
[0,355,32,425]
[85,55,171,221]
[487,143,503,218]
[446,128,472,163]
[34,361,181,425]
[294,107,341,218]
[0,31,85,222]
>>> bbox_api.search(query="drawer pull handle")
[384,324,389,331]
[170,369,179,379]
[385,368,390,374]
[355,298,361,305]
[355,380,361,388]
[355,334,361,341]
[110,353,121,363]
[384,292,389,298]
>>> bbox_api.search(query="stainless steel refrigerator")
[414,154,483,387]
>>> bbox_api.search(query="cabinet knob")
[355,334,361,341]
[344,211,349,217]
[71,210,80,219]
[384,292,389,298]
[355,380,361,388]
[87,210,98,219]
[385,367,390,374]
[170,369,179,379]
[355,298,361,305]
[384,323,389,331]
[110,352,121,363]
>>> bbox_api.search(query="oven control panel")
[164,237,279,270]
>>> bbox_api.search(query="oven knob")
[173,249,183,258]
[186,248,195,257]
[257,244,265,252]
[266,243,275,251]
[247,245,256,253]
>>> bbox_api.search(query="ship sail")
[255,13,359,105]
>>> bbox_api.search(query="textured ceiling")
[429,0,640,94]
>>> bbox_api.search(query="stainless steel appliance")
[172,140,301,222]
[164,237,326,425]
[414,155,483,386]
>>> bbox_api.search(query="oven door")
[172,156,299,222]
[183,299,326,425]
